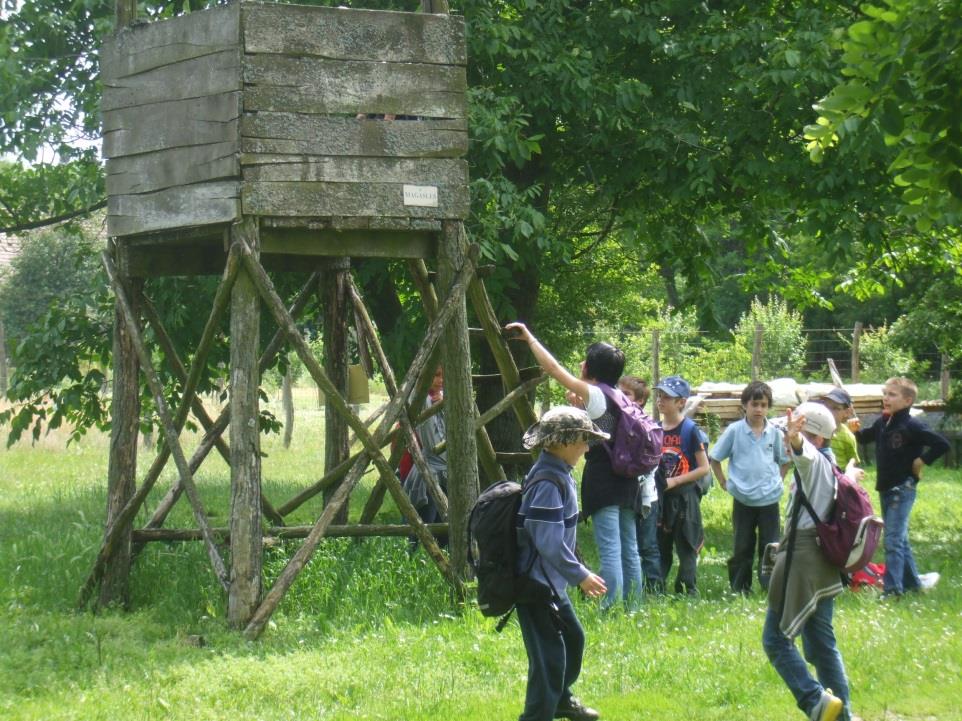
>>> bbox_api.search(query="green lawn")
[1,395,961,721]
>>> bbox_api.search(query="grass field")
[1,390,961,721]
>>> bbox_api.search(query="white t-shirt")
[584,384,607,420]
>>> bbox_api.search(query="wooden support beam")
[236,239,477,638]
[348,275,449,520]
[228,218,263,627]
[438,221,478,582]
[132,523,448,543]
[467,276,539,434]
[137,271,318,537]
[320,258,351,524]
[99,275,141,609]
[101,251,229,591]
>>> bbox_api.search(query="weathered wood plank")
[104,93,241,158]
[241,114,466,158]
[242,4,465,65]
[108,181,240,237]
[103,49,241,112]
[242,156,467,187]
[107,142,239,196]
[242,181,468,220]
[101,4,239,80]
[260,228,436,260]
[243,56,466,119]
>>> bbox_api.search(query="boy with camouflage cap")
[515,406,608,721]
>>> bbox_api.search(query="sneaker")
[920,571,940,591]
[555,696,600,721]
[809,690,843,721]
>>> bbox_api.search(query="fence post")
[851,322,863,383]
[652,329,660,422]
[0,318,7,396]
[751,324,763,381]
[942,353,951,401]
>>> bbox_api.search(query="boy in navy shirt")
[854,376,949,595]
[516,406,608,721]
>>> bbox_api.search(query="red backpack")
[797,466,884,573]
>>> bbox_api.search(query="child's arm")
[504,322,592,405]
[709,458,727,491]
[909,419,951,479]
[666,448,710,490]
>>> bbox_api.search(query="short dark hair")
[741,381,773,406]
[584,342,625,386]
[618,375,650,406]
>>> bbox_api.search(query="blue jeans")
[762,599,851,721]
[880,478,921,595]
[517,600,584,721]
[635,500,663,592]
[592,505,642,610]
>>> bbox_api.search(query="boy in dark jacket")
[854,376,949,596]
[516,406,608,721]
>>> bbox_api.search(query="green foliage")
[857,323,928,383]
[733,297,807,379]
[807,0,962,230]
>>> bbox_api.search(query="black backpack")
[468,475,566,629]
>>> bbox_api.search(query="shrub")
[733,297,806,378]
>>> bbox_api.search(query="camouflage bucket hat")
[522,406,610,450]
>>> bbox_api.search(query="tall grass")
[1,394,961,720]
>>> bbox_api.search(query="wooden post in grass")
[752,324,763,381]
[0,318,8,396]
[100,265,141,609]
[652,329,661,422]
[852,322,863,383]
[321,258,351,525]
[228,218,262,627]
[439,221,479,581]
[941,353,951,401]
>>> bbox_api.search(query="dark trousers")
[657,526,698,595]
[516,600,585,721]
[728,499,781,593]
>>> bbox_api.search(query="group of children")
[503,323,950,721]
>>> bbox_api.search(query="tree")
[805,0,962,231]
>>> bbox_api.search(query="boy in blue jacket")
[516,406,608,721]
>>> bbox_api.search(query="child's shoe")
[920,571,940,591]
[809,690,843,721]
[555,696,600,721]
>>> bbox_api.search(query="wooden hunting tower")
[88,0,543,639]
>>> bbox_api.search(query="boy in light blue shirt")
[709,381,789,593]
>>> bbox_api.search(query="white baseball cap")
[794,401,837,439]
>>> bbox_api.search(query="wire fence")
[592,325,959,401]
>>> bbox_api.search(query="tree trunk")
[228,219,262,628]
[321,259,351,524]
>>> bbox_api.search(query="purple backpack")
[798,466,884,573]
[597,384,663,477]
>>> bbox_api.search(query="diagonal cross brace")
[101,250,230,592]
[236,234,478,639]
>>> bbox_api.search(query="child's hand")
[784,408,804,452]
[565,390,584,408]
[579,573,607,598]
[912,456,924,480]
[504,322,532,343]
[845,458,866,484]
